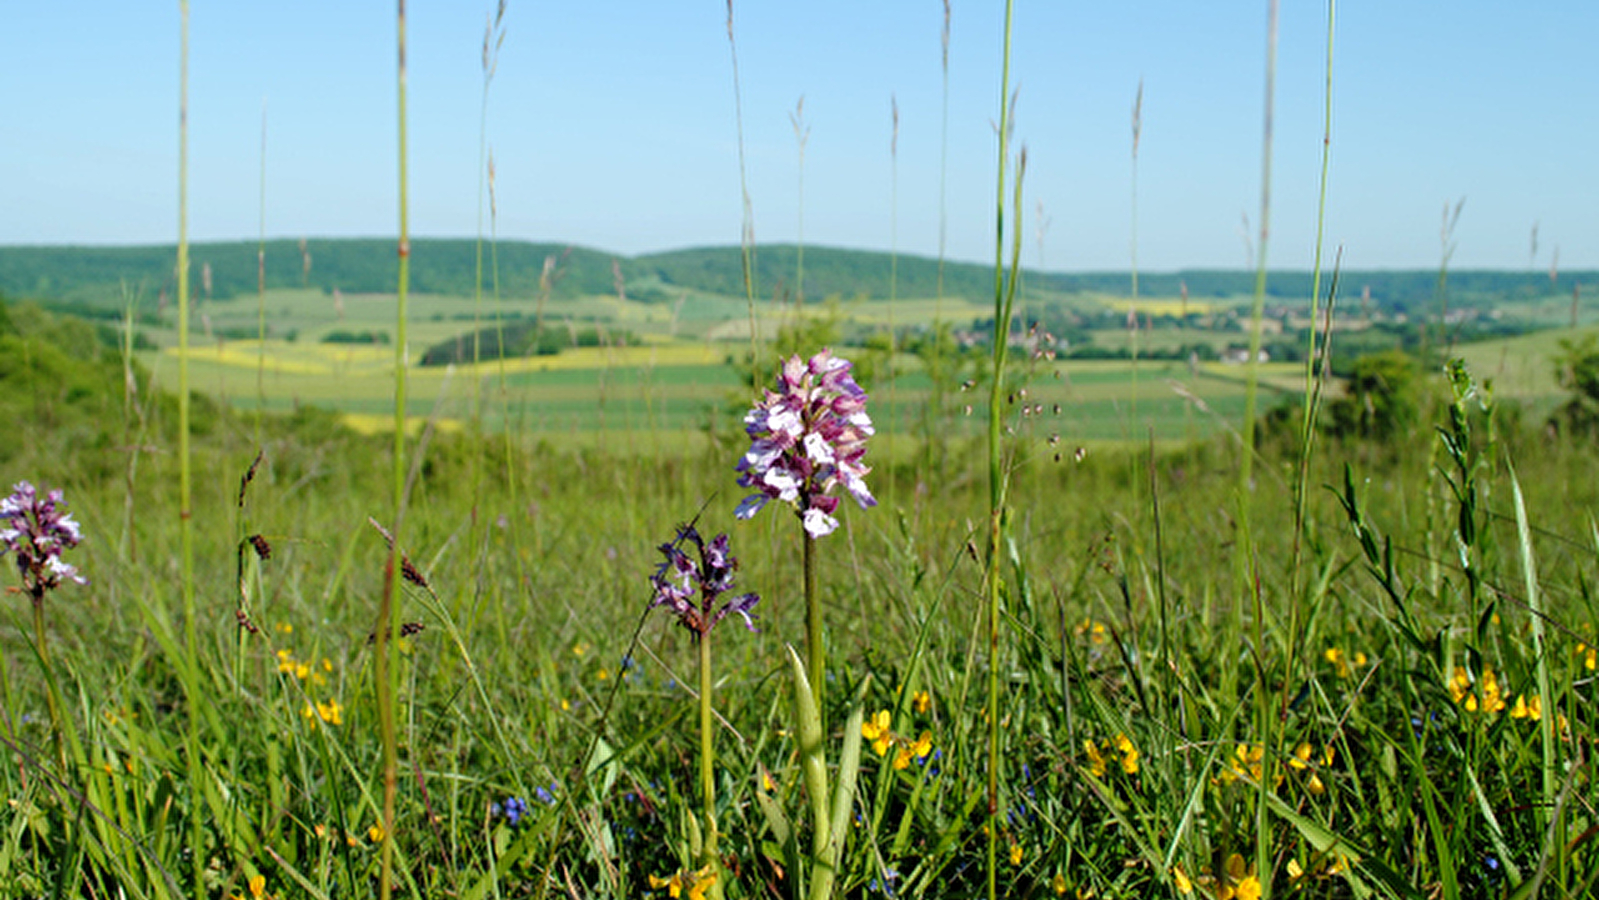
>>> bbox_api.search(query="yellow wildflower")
[1224,854,1261,900]
[1288,742,1313,769]
[1511,694,1541,721]
[862,710,894,757]
[1287,742,1326,794]
[912,689,931,715]
[1171,865,1193,894]
[893,731,932,771]
[1114,733,1139,774]
[1075,619,1109,645]
[1009,843,1023,866]
[1233,743,1264,782]
[1579,642,1597,671]
[908,730,932,759]
[1324,647,1367,678]
[316,699,343,726]
[648,872,683,897]
[1082,738,1108,778]
[1451,665,1507,714]
[1052,872,1068,895]
[688,866,717,900]
[649,865,716,900]
[368,824,385,843]
[1480,668,1507,713]
[230,873,270,900]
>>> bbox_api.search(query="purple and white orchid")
[735,349,875,538]
[0,481,87,597]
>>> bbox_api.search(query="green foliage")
[1325,349,1422,440]
[320,328,392,345]
[1549,335,1599,436]
[417,318,637,366]
[6,298,1599,899]
[0,240,619,308]
[735,304,845,391]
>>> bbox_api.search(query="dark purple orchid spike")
[0,481,87,600]
[649,524,759,638]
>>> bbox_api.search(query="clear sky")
[4,1,1595,272]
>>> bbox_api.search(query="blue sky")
[3,1,1595,271]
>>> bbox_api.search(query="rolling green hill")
[4,239,1594,317]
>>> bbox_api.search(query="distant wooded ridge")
[0,239,1590,313]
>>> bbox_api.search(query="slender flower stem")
[698,629,722,898]
[379,3,411,899]
[725,1,758,379]
[175,6,205,898]
[1292,0,1336,593]
[31,592,64,769]
[803,530,822,714]
[986,4,1017,898]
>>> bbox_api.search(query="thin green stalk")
[1129,81,1142,483]
[1241,3,1279,894]
[985,5,1017,898]
[256,99,267,446]
[804,531,822,718]
[1292,0,1336,593]
[887,95,899,511]
[176,4,204,897]
[725,1,758,376]
[31,592,64,769]
[1509,466,1560,886]
[472,3,506,527]
[936,0,950,302]
[378,3,412,898]
[698,630,722,899]
[1240,0,1277,490]
[791,96,808,308]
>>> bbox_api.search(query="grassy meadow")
[6,295,1599,899]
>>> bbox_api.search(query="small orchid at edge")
[650,524,760,638]
[648,522,760,900]
[1,480,88,601]
[735,348,876,538]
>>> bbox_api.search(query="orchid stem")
[803,530,822,719]
[31,592,64,770]
[699,628,723,899]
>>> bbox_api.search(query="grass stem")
[985,5,1017,898]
